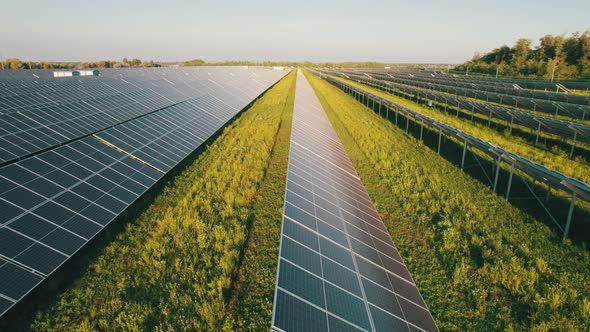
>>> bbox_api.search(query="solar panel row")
[331,69,590,120]
[0,67,275,165]
[367,71,590,120]
[271,70,438,332]
[388,70,590,106]
[0,67,289,317]
[324,70,590,145]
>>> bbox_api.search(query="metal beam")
[493,156,501,191]
[437,128,442,154]
[563,192,576,241]
[506,163,515,199]
[461,142,468,169]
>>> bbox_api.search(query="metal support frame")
[570,131,577,158]
[420,122,424,141]
[563,192,577,240]
[506,163,515,199]
[493,156,501,191]
[437,128,442,154]
[461,142,468,169]
[535,121,542,145]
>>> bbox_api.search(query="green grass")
[571,89,590,96]
[305,70,590,331]
[334,76,590,184]
[221,71,295,331]
[27,70,297,331]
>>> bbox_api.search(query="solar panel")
[94,96,231,172]
[0,66,290,317]
[0,67,285,165]
[0,136,162,275]
[271,70,438,332]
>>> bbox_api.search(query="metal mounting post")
[535,122,541,145]
[493,156,501,191]
[570,131,577,158]
[506,163,514,199]
[461,142,468,169]
[563,192,576,241]
[420,123,424,141]
[437,128,442,154]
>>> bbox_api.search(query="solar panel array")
[383,70,590,106]
[271,70,438,332]
[0,67,276,165]
[333,69,590,120]
[313,72,590,203]
[0,66,289,317]
[428,70,590,93]
[323,70,590,145]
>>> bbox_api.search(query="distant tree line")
[455,31,590,80]
[183,59,454,69]
[0,58,161,70]
[2,57,456,71]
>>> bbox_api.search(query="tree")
[184,59,206,66]
[4,58,25,69]
[129,58,142,67]
[513,38,531,70]
[454,31,590,79]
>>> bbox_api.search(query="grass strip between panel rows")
[221,68,296,332]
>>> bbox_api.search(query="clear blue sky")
[1,0,588,63]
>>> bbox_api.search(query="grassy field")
[334,76,590,183]
[305,70,590,331]
[221,72,295,332]
[23,70,296,331]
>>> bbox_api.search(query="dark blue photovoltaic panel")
[0,67,290,317]
[272,71,437,332]
[0,67,287,165]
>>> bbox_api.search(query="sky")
[0,0,588,64]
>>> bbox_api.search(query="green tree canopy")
[455,31,590,80]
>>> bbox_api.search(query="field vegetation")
[305,70,590,331]
[222,76,295,331]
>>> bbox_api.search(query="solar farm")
[0,66,589,331]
